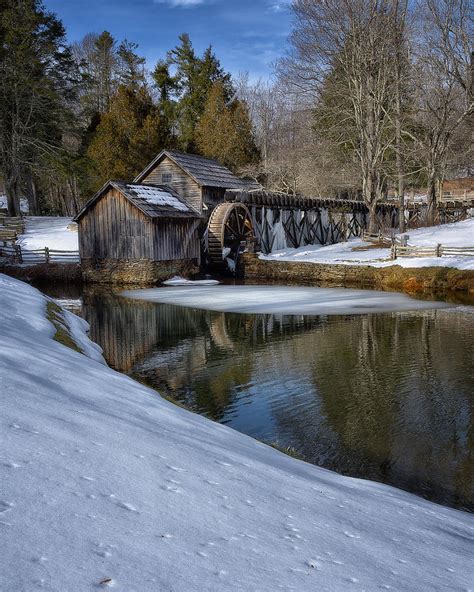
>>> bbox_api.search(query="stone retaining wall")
[81,258,200,285]
[240,253,474,295]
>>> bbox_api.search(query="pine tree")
[152,60,178,146]
[164,34,234,152]
[86,85,166,190]
[0,0,76,215]
[196,82,259,170]
[117,40,146,88]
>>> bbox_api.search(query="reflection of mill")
[82,290,204,372]
[82,289,327,373]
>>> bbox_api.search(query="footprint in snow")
[214,460,231,467]
[166,465,186,473]
[0,501,14,513]
[161,485,182,494]
[117,501,138,512]
[2,461,21,469]
[344,531,361,539]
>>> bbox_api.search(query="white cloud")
[154,0,207,7]
[268,0,292,12]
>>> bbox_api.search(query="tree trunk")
[5,176,20,217]
[395,92,405,232]
[426,171,437,226]
[26,174,40,215]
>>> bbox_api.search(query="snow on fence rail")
[392,243,474,259]
[0,243,79,264]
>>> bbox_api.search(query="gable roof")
[134,149,259,190]
[74,181,202,222]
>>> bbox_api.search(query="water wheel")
[206,202,254,272]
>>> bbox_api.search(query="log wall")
[78,187,201,263]
[140,156,203,212]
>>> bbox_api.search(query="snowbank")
[18,216,78,252]
[1,274,473,592]
[122,285,451,315]
[262,218,474,270]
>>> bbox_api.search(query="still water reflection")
[51,285,474,511]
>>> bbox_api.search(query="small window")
[161,173,172,184]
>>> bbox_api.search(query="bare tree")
[279,0,405,230]
[408,0,473,224]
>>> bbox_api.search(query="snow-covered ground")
[123,285,451,315]
[1,273,473,592]
[262,218,474,270]
[18,216,78,252]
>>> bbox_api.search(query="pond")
[43,282,474,512]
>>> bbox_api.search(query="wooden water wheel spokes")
[207,202,254,272]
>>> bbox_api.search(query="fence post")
[391,244,397,260]
[45,247,50,264]
[14,244,23,264]
[436,243,442,257]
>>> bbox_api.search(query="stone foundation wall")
[81,258,200,285]
[240,253,474,295]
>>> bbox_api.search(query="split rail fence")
[362,230,474,260]
[0,215,79,264]
[0,243,79,265]
[391,244,474,260]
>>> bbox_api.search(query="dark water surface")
[44,283,474,511]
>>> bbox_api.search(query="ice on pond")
[122,285,452,315]
[162,276,220,286]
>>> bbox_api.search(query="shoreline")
[1,256,474,304]
[241,253,474,297]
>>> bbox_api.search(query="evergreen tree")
[0,0,76,215]
[152,60,178,146]
[117,40,146,88]
[86,85,165,190]
[164,34,234,152]
[196,82,259,170]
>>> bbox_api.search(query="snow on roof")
[74,181,202,222]
[125,184,189,212]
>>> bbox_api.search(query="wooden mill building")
[134,149,259,214]
[74,180,202,284]
[75,150,259,283]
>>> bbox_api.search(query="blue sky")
[44,0,293,80]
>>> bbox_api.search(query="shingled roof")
[74,181,202,222]
[134,150,260,190]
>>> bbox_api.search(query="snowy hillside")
[263,218,474,270]
[1,274,473,591]
[18,216,78,252]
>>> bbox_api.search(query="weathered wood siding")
[140,156,203,212]
[78,187,200,262]
[202,187,226,212]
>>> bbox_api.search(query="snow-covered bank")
[18,216,78,252]
[263,218,474,270]
[1,274,473,592]
[122,284,451,315]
